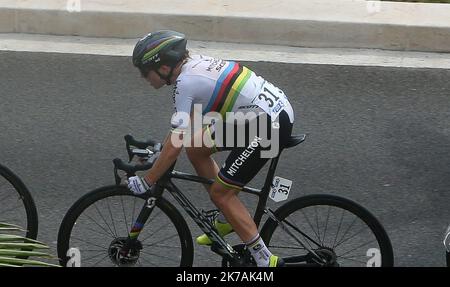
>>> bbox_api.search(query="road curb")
[2,0,450,53]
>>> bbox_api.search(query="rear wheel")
[57,185,194,267]
[260,194,394,267]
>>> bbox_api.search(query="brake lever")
[114,166,121,185]
[153,143,162,152]
[148,152,161,165]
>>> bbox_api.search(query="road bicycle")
[0,163,39,242]
[57,134,394,267]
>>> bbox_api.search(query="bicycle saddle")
[285,134,306,148]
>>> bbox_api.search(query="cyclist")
[127,30,294,267]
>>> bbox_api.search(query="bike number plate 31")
[270,176,292,202]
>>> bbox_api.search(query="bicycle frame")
[118,155,282,264]
[116,134,324,265]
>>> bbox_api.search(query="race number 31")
[270,176,292,202]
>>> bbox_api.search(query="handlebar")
[113,134,162,185]
[125,134,161,162]
[124,134,157,149]
[113,157,152,174]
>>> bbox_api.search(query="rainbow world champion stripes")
[203,62,252,118]
[142,36,182,64]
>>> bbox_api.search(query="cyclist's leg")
[185,125,220,192]
[209,182,258,241]
[209,121,275,265]
[185,125,237,245]
[209,185,282,267]
[210,110,293,266]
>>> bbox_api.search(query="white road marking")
[1,33,450,69]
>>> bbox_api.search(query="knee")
[209,183,230,208]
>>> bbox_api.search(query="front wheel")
[57,185,194,267]
[260,194,394,267]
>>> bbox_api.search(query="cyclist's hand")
[127,176,152,195]
[137,157,148,165]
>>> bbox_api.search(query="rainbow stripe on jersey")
[203,62,252,118]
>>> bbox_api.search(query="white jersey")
[170,55,294,131]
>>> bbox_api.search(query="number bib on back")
[254,81,290,121]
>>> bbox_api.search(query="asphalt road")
[1,51,449,266]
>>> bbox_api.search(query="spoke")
[82,251,108,262]
[314,206,322,245]
[322,206,331,245]
[333,214,359,248]
[105,197,118,237]
[78,249,105,252]
[93,203,117,238]
[145,209,162,226]
[144,233,180,247]
[139,218,168,242]
[332,209,346,248]
[338,253,371,260]
[338,256,368,264]
[71,236,109,250]
[138,255,159,267]
[92,253,110,267]
[300,209,322,245]
[82,212,115,239]
[334,225,370,249]
[130,209,162,241]
[120,196,130,234]
[140,249,180,263]
[84,225,114,239]
[336,238,377,258]
[282,215,317,250]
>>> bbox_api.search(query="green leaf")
[0,249,54,258]
[0,263,21,267]
[0,227,27,232]
[0,243,49,250]
[0,234,48,245]
[0,256,60,267]
[0,222,23,229]
[0,221,59,267]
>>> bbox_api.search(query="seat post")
[253,153,282,226]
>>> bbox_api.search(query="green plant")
[0,222,59,267]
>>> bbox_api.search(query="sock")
[245,233,272,267]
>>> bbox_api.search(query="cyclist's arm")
[143,81,193,184]
[143,129,184,185]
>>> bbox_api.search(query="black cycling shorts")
[207,110,293,190]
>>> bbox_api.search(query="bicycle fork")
[117,196,157,259]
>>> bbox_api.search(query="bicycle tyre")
[0,163,38,241]
[57,185,194,267]
[260,194,394,267]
